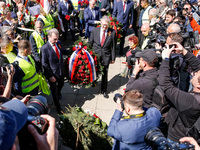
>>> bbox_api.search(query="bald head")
[89,0,96,9]
[141,23,150,36]
[167,23,181,34]
[0,2,6,9]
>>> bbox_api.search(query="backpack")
[144,76,170,116]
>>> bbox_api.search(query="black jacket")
[159,52,200,142]
[125,68,159,108]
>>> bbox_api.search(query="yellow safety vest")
[38,14,54,35]
[4,52,16,63]
[15,55,39,94]
[32,31,45,54]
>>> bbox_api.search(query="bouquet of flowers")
[78,0,89,19]
[97,15,123,43]
[66,38,103,88]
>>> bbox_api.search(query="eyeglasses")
[183,8,189,11]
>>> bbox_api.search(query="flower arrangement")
[66,38,103,88]
[78,0,89,7]
[52,12,62,33]
[25,16,37,29]
[97,15,123,43]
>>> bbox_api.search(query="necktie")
[54,44,60,59]
[123,2,126,10]
[92,9,95,18]
[101,30,106,47]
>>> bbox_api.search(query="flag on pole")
[40,0,50,14]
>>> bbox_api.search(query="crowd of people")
[1,0,200,149]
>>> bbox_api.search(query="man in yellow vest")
[29,20,46,70]
[37,8,54,35]
[0,36,17,63]
[13,40,39,96]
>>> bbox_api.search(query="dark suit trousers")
[62,18,75,40]
[48,76,64,107]
[119,29,127,55]
[101,65,109,92]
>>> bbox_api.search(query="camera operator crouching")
[159,42,200,144]
[107,90,162,150]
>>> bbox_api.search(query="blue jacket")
[84,6,101,37]
[107,107,161,150]
[112,0,134,30]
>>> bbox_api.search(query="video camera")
[18,95,49,150]
[145,128,195,150]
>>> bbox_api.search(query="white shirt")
[49,41,60,55]
[90,7,95,18]
[100,28,108,43]
[18,53,29,62]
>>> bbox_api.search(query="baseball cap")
[0,99,28,150]
[135,49,158,65]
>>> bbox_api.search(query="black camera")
[18,95,49,150]
[145,128,195,150]
[113,93,124,111]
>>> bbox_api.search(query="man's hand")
[132,58,141,76]
[101,8,106,12]
[21,95,31,105]
[94,21,101,24]
[28,115,59,150]
[180,137,200,150]
[162,44,174,59]
[49,76,56,82]
[6,65,15,77]
[129,25,132,29]
[187,12,193,20]
[110,61,115,64]
[116,98,123,112]
[172,42,188,55]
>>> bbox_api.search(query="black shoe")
[59,94,62,100]
[103,92,109,99]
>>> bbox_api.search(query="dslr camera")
[113,93,125,111]
[145,128,195,150]
[18,95,49,150]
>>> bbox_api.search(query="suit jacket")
[58,0,74,20]
[112,0,134,30]
[41,41,66,80]
[89,27,116,66]
[84,6,101,37]
[100,0,110,11]
[107,108,161,150]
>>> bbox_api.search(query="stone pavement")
[46,28,135,150]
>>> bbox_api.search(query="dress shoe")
[103,92,109,99]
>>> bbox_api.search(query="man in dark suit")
[84,0,101,38]
[41,28,66,114]
[89,16,116,98]
[58,0,75,41]
[112,0,134,56]
[99,0,110,17]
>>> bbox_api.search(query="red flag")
[40,0,50,14]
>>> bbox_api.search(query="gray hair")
[0,36,11,48]
[168,23,181,33]
[1,26,13,35]
[48,28,59,37]
[100,16,111,24]
[35,20,44,30]
[0,2,5,8]
[149,8,158,18]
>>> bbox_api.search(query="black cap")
[135,49,158,65]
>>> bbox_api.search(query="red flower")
[83,46,87,49]
[116,21,119,25]
[85,60,89,64]
[82,55,86,60]
[97,25,100,28]
[118,27,121,31]
[7,4,10,7]
[35,14,39,18]
[94,56,97,61]
[72,47,77,51]
[81,73,85,78]
[65,15,70,21]
[81,65,85,70]
[78,60,82,65]
[78,42,83,46]
[118,34,121,38]
[25,9,28,14]
[85,0,89,5]
[78,1,81,5]
[109,17,113,21]
[110,22,114,26]
[78,54,82,58]
[89,51,93,55]
[79,69,83,73]
[86,75,90,78]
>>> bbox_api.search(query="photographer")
[125,49,159,108]
[0,99,58,150]
[159,43,200,143]
[107,90,161,150]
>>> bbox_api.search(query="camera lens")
[26,95,48,117]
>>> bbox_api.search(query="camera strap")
[122,111,146,119]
